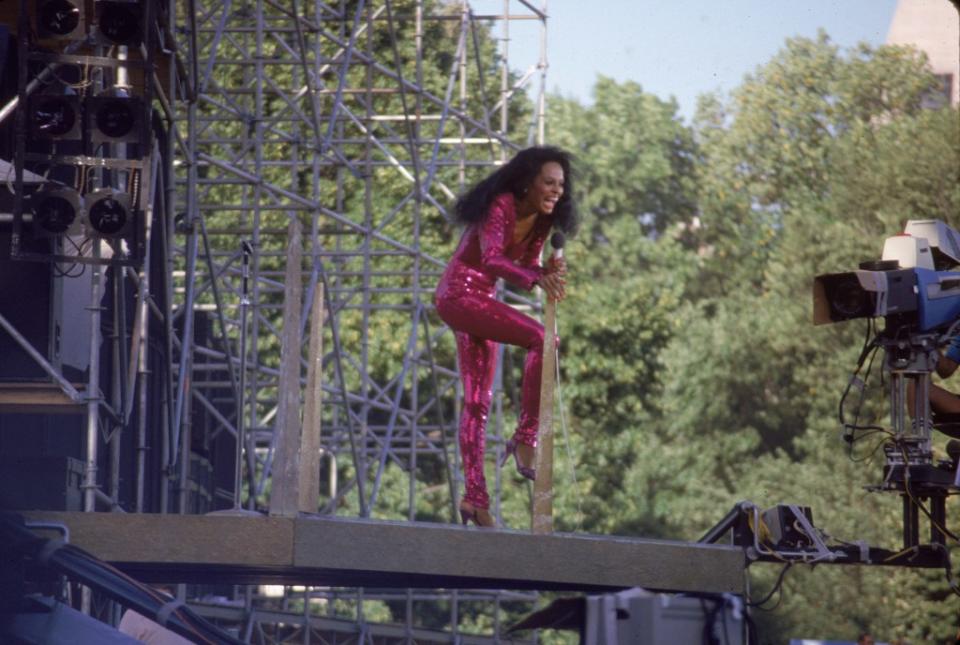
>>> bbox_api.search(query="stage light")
[30,94,82,140]
[30,189,82,236]
[37,0,85,41]
[84,189,133,238]
[95,1,143,46]
[86,91,143,145]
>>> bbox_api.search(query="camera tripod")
[877,333,956,549]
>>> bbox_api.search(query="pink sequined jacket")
[436,193,553,300]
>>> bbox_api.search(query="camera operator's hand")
[537,269,566,302]
[939,354,959,379]
[938,334,960,379]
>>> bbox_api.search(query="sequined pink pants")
[436,280,544,511]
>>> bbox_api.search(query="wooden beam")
[270,216,304,517]
[0,383,86,414]
[299,283,324,513]
[531,296,558,534]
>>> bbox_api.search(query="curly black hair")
[453,146,579,236]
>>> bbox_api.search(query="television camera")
[698,220,960,593]
[814,219,960,549]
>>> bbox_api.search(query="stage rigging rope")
[553,317,585,532]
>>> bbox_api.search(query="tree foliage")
[549,76,699,237]
[543,32,960,641]
[226,15,960,640]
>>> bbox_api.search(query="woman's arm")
[520,221,566,301]
[478,197,543,290]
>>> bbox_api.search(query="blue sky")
[502,0,900,121]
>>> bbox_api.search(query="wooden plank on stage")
[0,383,85,414]
[26,513,294,567]
[270,215,304,518]
[292,516,744,594]
[24,512,744,594]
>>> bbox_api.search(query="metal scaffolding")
[173,0,548,518]
[1,0,548,640]
[169,0,549,641]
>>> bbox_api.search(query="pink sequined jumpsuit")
[435,192,553,511]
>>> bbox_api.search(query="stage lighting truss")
[95,0,143,47]
[36,0,86,41]
[29,187,83,237]
[86,90,144,146]
[29,92,82,141]
[82,189,134,239]
[12,0,155,266]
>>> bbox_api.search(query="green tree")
[642,31,958,641]
[548,76,699,237]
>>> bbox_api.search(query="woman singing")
[435,146,578,528]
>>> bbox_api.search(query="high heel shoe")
[499,437,536,481]
[459,501,497,528]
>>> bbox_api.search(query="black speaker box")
[0,224,94,382]
[0,455,84,511]
[0,226,53,380]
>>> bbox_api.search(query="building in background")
[886,0,960,107]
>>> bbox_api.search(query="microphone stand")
[532,235,564,534]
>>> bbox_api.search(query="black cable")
[839,322,882,447]
[51,236,89,278]
[699,597,734,645]
[747,561,792,610]
[1,514,241,645]
[848,432,892,465]
[944,319,960,343]
[839,322,904,466]
[744,612,760,644]
[890,441,960,597]
[899,446,960,544]
[720,598,731,645]
[63,546,227,644]
[926,543,960,598]
[851,332,881,433]
[700,598,720,645]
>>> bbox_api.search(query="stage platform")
[24,511,745,594]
